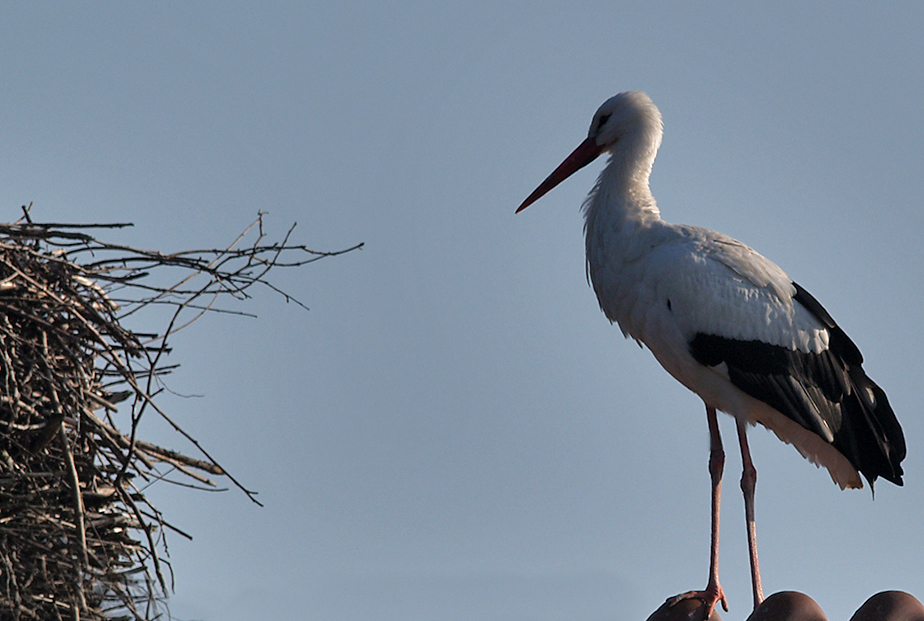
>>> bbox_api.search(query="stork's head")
[516,91,663,213]
[589,91,663,157]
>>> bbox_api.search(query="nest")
[0,211,361,620]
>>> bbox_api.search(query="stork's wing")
[683,262,906,487]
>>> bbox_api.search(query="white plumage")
[516,91,904,614]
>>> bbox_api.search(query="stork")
[515,91,905,614]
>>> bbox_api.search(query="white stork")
[516,91,905,614]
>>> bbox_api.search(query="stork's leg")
[735,418,764,609]
[668,405,728,616]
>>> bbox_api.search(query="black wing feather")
[689,282,905,487]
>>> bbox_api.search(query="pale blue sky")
[2,3,922,620]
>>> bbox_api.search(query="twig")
[58,426,89,616]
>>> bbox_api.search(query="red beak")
[516,136,604,213]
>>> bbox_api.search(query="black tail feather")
[840,367,905,486]
[793,282,905,487]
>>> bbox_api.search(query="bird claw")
[667,586,729,619]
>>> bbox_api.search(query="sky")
[1,3,923,620]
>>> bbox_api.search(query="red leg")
[736,418,764,609]
[669,405,728,616]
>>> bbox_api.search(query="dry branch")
[0,210,361,620]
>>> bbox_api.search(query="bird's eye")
[597,113,611,128]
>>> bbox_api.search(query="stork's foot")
[667,584,728,619]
